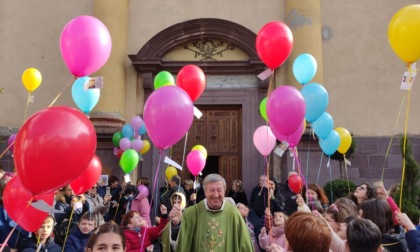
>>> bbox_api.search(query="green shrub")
[323,179,356,203]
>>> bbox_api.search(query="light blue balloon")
[300,83,329,123]
[312,112,333,140]
[293,53,317,84]
[138,123,147,135]
[122,124,134,138]
[319,130,341,155]
[71,76,100,114]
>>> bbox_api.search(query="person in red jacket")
[121,204,168,252]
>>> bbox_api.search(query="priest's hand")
[169,203,183,226]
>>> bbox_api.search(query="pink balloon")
[130,116,143,131]
[186,150,206,176]
[267,86,306,136]
[7,134,16,153]
[253,126,276,156]
[60,16,112,77]
[119,138,131,151]
[143,86,194,150]
[271,120,305,148]
[138,185,149,197]
[131,139,144,152]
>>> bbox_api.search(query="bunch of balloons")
[186,145,207,176]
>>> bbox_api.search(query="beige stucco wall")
[1,0,419,137]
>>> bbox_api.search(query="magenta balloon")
[143,86,194,150]
[119,138,131,151]
[186,150,206,176]
[271,120,305,148]
[7,134,17,153]
[267,86,306,136]
[60,16,112,77]
[253,126,276,156]
[137,185,149,197]
[130,116,143,131]
[131,139,144,152]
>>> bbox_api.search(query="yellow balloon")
[335,127,352,154]
[192,144,207,159]
[165,166,178,180]
[139,140,150,155]
[388,5,420,63]
[22,68,42,92]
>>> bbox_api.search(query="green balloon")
[154,71,175,90]
[119,149,140,174]
[112,132,123,147]
[260,97,268,122]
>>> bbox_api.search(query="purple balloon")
[143,86,194,150]
[7,134,17,153]
[130,116,143,131]
[131,139,144,152]
[60,16,112,77]
[138,185,149,197]
[267,86,306,136]
[119,138,131,151]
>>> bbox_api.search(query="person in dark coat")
[228,179,249,206]
[159,175,186,214]
[278,171,299,216]
[250,175,266,211]
[251,177,284,222]
[63,212,96,252]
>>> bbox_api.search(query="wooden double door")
[172,106,242,193]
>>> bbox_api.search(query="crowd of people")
[1,166,420,252]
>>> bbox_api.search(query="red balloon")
[70,155,102,195]
[256,21,293,69]
[288,174,303,194]
[14,106,97,195]
[3,176,54,232]
[176,65,206,102]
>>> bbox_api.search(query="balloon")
[143,86,194,150]
[256,21,293,69]
[14,106,97,195]
[165,166,178,180]
[388,5,420,63]
[288,174,303,194]
[22,68,42,92]
[186,150,206,176]
[259,97,268,122]
[7,133,16,153]
[312,112,334,140]
[253,126,276,156]
[70,155,102,195]
[119,138,132,151]
[3,176,54,232]
[293,53,317,84]
[60,15,112,77]
[139,140,151,154]
[119,149,140,174]
[192,145,207,159]
[267,85,306,136]
[122,124,134,139]
[138,185,149,197]
[130,116,143,131]
[131,139,144,152]
[300,83,329,123]
[154,71,175,90]
[335,127,352,154]
[112,132,123,147]
[271,120,305,148]
[138,123,147,135]
[176,65,206,102]
[319,130,341,156]
[71,76,100,114]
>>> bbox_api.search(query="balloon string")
[181,132,189,171]
[61,209,74,252]
[48,77,76,107]
[151,150,164,219]
[399,69,412,209]
[343,154,350,193]
[264,155,272,241]
[23,92,31,124]
[305,138,311,189]
[0,196,34,252]
[316,152,323,185]
[328,156,333,202]
[0,140,14,160]
[292,148,306,191]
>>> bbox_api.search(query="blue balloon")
[122,124,134,138]
[293,53,317,84]
[71,77,100,114]
[312,112,333,140]
[300,83,329,122]
[319,130,341,155]
[138,123,147,135]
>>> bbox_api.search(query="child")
[259,211,288,250]
[122,204,168,252]
[85,222,125,252]
[14,215,61,251]
[63,212,96,252]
